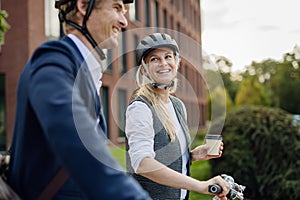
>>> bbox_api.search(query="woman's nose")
[160,58,168,66]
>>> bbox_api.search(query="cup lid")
[205,134,222,140]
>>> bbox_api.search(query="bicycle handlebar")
[208,174,245,200]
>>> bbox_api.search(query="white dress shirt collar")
[67,34,103,94]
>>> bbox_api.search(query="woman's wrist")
[190,151,195,162]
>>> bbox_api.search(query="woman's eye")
[165,55,174,59]
[150,58,158,62]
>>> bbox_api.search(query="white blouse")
[125,100,189,199]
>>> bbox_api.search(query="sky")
[200,0,300,72]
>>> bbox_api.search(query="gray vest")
[126,96,191,200]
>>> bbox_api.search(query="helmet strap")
[141,59,175,90]
[58,0,106,60]
[151,81,175,90]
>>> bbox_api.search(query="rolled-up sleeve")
[125,101,155,172]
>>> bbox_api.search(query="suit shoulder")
[31,37,83,64]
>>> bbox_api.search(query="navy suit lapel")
[94,90,107,134]
[63,36,107,135]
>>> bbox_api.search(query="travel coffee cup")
[205,134,222,155]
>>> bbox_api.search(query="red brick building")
[0,0,206,148]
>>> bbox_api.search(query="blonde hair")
[132,66,179,142]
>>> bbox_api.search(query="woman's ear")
[141,66,147,75]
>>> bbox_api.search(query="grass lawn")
[110,145,127,169]
[189,160,214,200]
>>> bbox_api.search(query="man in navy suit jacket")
[8,0,151,199]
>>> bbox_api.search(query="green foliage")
[189,160,214,200]
[0,9,10,45]
[110,145,126,169]
[271,58,300,114]
[243,59,278,83]
[235,77,271,106]
[210,106,300,199]
[239,46,300,113]
[221,72,240,102]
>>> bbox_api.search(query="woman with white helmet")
[125,33,230,200]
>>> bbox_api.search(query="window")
[170,16,174,30]
[121,29,127,74]
[106,49,113,72]
[145,0,150,27]
[45,0,60,39]
[118,89,127,138]
[163,9,167,28]
[129,1,139,21]
[182,0,186,18]
[101,86,109,137]
[175,0,180,11]
[134,34,139,67]
[176,23,181,44]
[185,65,189,92]
[0,74,6,151]
[152,1,158,27]
[155,1,160,27]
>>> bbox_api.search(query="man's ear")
[76,0,87,16]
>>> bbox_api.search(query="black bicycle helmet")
[136,33,179,66]
[55,0,133,7]
[55,0,134,60]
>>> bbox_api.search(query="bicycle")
[208,174,246,200]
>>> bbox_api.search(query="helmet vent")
[149,34,157,41]
[161,33,166,40]
[141,40,148,45]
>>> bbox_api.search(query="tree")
[203,54,241,102]
[243,59,278,83]
[0,9,10,45]
[239,45,300,112]
[271,47,300,113]
[210,106,300,199]
[235,77,271,106]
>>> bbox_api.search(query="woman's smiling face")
[144,47,177,85]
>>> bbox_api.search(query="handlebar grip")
[208,184,223,194]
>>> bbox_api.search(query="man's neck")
[69,30,94,52]
[69,30,104,63]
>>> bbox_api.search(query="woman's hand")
[191,142,223,162]
[205,175,231,200]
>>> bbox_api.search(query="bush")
[0,9,10,45]
[210,106,300,200]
